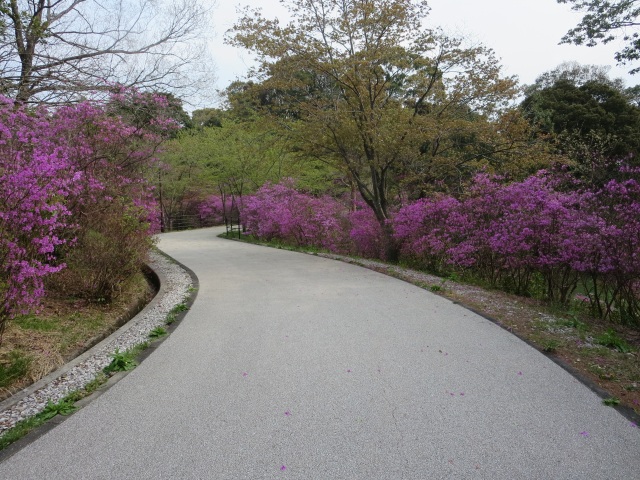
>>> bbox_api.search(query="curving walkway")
[0,226,639,479]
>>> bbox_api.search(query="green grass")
[13,315,59,332]
[165,301,189,325]
[595,329,633,353]
[148,326,167,340]
[0,351,32,389]
[102,349,138,374]
[603,397,621,406]
[556,316,589,334]
[541,339,561,353]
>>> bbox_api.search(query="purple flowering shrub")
[242,182,387,257]
[348,202,386,258]
[392,195,463,273]
[392,171,640,323]
[242,181,352,252]
[47,95,175,301]
[0,99,78,334]
[0,92,175,338]
[583,176,640,321]
[198,195,226,225]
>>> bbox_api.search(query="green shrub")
[595,329,633,353]
[48,201,154,302]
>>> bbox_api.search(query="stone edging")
[0,249,195,438]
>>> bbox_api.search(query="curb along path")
[0,249,194,438]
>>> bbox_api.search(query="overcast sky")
[207,0,638,104]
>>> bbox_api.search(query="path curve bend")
[0,226,639,479]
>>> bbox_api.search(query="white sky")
[206,0,638,105]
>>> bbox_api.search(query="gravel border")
[0,250,194,438]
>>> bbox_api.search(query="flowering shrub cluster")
[241,182,384,257]
[241,173,640,324]
[347,201,386,259]
[198,195,226,225]
[0,92,176,339]
[242,181,350,252]
[392,171,640,323]
[0,99,79,332]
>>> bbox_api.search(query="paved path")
[1,227,639,479]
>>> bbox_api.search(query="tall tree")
[558,0,640,73]
[0,0,212,104]
[228,0,518,225]
[157,112,317,228]
[522,64,640,184]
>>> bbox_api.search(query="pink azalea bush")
[198,195,226,225]
[0,99,79,333]
[242,181,351,252]
[392,171,640,323]
[347,202,385,259]
[242,181,385,255]
[0,91,176,339]
[241,172,640,324]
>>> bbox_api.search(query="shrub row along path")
[1,226,639,479]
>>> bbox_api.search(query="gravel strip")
[0,250,193,437]
[316,252,534,320]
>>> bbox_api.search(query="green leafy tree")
[156,112,321,228]
[109,90,193,131]
[558,0,640,73]
[192,108,224,129]
[228,0,518,227]
[522,64,640,184]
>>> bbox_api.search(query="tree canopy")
[522,63,640,184]
[227,0,519,223]
[558,0,640,73]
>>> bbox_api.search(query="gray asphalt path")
[1,226,639,479]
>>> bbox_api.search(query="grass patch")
[13,315,59,332]
[556,316,589,335]
[165,302,189,325]
[148,326,167,340]
[0,352,32,389]
[541,339,561,353]
[0,272,154,401]
[595,329,633,353]
[103,348,138,375]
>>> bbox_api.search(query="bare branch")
[0,0,215,103]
